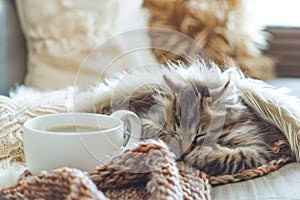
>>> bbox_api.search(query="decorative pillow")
[143,0,275,80]
[16,0,157,90]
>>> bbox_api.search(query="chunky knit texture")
[0,139,292,199]
[1,140,211,200]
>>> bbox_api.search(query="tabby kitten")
[79,60,283,176]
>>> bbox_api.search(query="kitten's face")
[162,74,230,135]
[154,75,211,137]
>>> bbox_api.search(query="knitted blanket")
[1,141,211,199]
[0,139,291,200]
[1,67,300,199]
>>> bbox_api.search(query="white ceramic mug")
[23,111,141,174]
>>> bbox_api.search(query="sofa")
[0,0,26,96]
[1,0,300,199]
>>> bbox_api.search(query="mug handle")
[110,110,142,149]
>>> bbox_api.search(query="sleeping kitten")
[78,60,284,176]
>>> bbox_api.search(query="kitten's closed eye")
[148,104,167,129]
[177,85,201,131]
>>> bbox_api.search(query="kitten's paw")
[183,145,215,171]
[183,145,267,176]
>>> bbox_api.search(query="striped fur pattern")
[80,60,284,176]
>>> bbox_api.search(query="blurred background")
[253,0,300,96]
[0,0,300,95]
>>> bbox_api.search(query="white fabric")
[212,163,300,199]
[0,163,27,189]
[16,0,157,90]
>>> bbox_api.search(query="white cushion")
[16,0,157,90]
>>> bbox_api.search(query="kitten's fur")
[79,61,283,176]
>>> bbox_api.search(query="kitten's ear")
[163,74,187,93]
[222,81,231,92]
[211,80,231,101]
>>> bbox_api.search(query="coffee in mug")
[45,125,107,132]
[23,111,141,174]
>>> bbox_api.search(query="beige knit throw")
[0,96,66,167]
